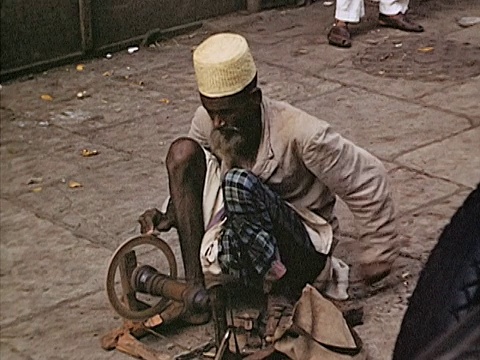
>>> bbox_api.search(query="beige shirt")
[188,97,398,264]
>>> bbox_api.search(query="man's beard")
[209,127,255,170]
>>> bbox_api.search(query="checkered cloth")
[218,168,318,288]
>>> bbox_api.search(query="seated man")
[139,33,399,317]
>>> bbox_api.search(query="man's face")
[201,88,262,167]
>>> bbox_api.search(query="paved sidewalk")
[1,1,479,359]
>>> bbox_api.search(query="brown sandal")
[327,25,352,48]
[378,13,424,32]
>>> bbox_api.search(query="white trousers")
[335,0,409,23]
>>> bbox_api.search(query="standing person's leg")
[379,0,408,15]
[328,0,364,48]
[166,138,207,285]
[336,0,365,23]
[378,0,424,32]
[219,168,327,299]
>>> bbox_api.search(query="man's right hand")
[138,208,174,234]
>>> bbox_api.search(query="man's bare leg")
[166,138,207,285]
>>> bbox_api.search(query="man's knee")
[166,137,205,174]
[223,168,261,204]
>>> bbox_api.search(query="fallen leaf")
[103,71,113,77]
[418,47,434,53]
[159,98,170,104]
[68,180,83,188]
[76,64,85,71]
[32,187,43,193]
[82,149,99,157]
[41,94,53,101]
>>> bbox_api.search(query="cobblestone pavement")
[1,1,479,359]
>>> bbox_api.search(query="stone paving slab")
[295,87,471,160]
[397,189,472,263]
[395,127,480,188]
[252,33,365,77]
[446,25,480,46]
[420,76,480,125]
[323,60,457,100]
[0,291,128,360]
[1,87,167,137]
[387,166,461,213]
[0,342,32,360]
[0,199,111,328]
[0,126,130,197]
[86,103,195,163]
[333,162,460,236]
[15,159,170,250]
[256,61,342,103]
[205,4,334,40]
[354,282,413,360]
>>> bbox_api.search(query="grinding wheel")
[106,234,177,321]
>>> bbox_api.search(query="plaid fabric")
[218,168,315,288]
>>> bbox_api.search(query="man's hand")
[138,208,175,234]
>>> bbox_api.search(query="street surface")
[1,0,479,359]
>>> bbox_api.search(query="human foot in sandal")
[327,21,352,48]
[378,12,424,32]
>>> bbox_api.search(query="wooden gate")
[0,0,244,80]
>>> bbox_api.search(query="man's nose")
[212,115,225,129]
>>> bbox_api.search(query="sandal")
[378,13,424,32]
[327,25,352,48]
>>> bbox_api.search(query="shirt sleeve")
[188,106,212,149]
[302,125,399,264]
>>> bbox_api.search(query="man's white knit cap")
[193,33,257,98]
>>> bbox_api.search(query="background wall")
[1,0,286,79]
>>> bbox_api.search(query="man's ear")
[250,87,262,106]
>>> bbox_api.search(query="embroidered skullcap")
[193,33,257,98]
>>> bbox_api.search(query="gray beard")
[209,128,254,170]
